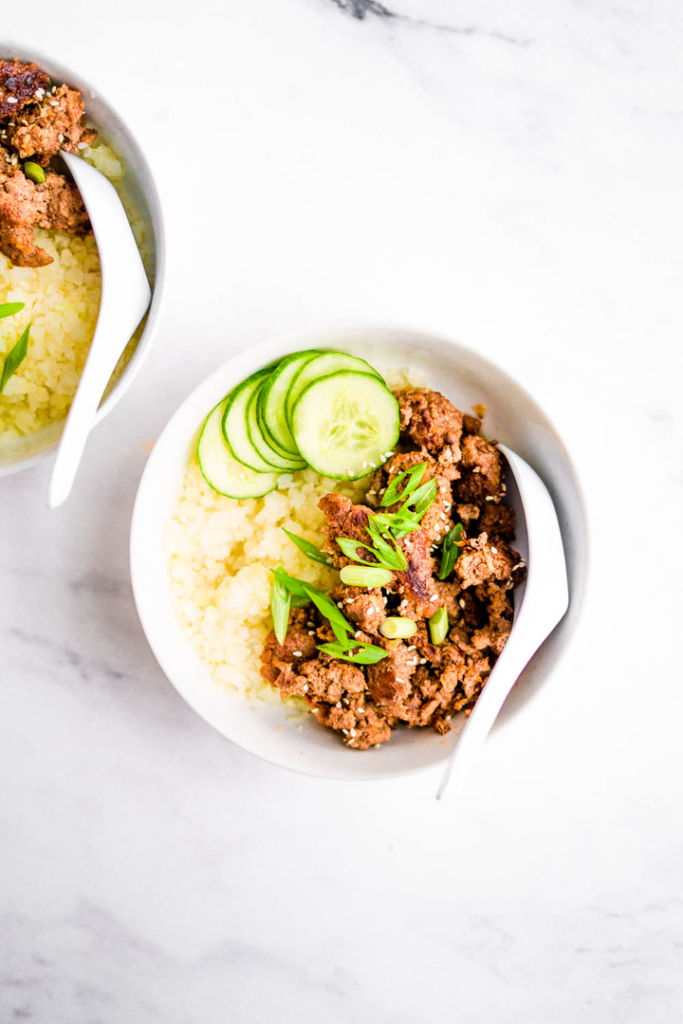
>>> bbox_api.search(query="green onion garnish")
[379,617,417,640]
[339,565,394,588]
[270,576,291,644]
[1,322,31,393]
[428,606,449,645]
[282,528,331,566]
[439,523,464,580]
[380,461,428,507]
[317,640,388,665]
[0,302,25,321]
[411,478,438,517]
[300,583,354,638]
[335,535,407,572]
[23,161,46,184]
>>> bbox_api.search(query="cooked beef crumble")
[0,60,96,267]
[261,387,526,750]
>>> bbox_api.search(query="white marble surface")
[1,1,682,1020]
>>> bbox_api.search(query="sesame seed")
[395,677,405,684]
[380,456,386,463]
[385,451,393,457]
[406,645,416,651]
[361,461,368,469]
[342,729,348,735]
[491,546,498,554]
[293,651,302,657]
[6,97,16,105]
[355,630,362,638]
[345,597,355,603]
[419,658,427,665]
[302,684,309,692]
[367,489,376,496]
[337,602,344,609]
[307,630,315,636]
[459,599,466,608]
[57,133,65,143]
[312,707,319,713]
[349,728,357,737]
[347,469,355,477]
[400,599,408,608]
[440,512,447,521]
[485,495,495,502]
[336,702,342,708]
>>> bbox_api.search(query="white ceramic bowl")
[0,43,165,476]
[131,325,588,781]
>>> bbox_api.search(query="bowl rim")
[0,40,166,474]
[130,320,590,781]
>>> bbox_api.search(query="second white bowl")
[130,324,588,781]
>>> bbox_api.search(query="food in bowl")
[166,351,526,750]
[0,58,147,450]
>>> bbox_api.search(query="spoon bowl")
[437,445,569,798]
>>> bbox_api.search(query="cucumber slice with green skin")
[198,399,278,499]
[222,370,278,474]
[290,370,399,480]
[285,352,383,428]
[247,380,307,471]
[259,350,320,456]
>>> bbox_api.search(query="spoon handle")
[48,297,147,508]
[435,625,545,800]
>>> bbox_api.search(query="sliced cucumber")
[222,369,277,473]
[198,399,278,499]
[259,350,319,456]
[247,380,307,471]
[285,352,382,427]
[290,370,399,480]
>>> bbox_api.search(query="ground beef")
[330,583,386,635]
[0,61,50,118]
[262,385,526,750]
[319,493,373,569]
[457,434,503,504]
[0,157,90,267]
[3,84,97,164]
[0,62,97,268]
[397,388,463,454]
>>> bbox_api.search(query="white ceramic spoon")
[48,152,151,508]
[436,445,569,799]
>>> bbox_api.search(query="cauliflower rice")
[166,367,425,705]
[0,142,148,451]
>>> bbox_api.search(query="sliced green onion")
[379,616,417,639]
[317,641,388,664]
[439,523,464,580]
[428,606,449,645]
[282,528,330,566]
[270,566,309,599]
[271,577,291,645]
[380,461,428,506]
[411,478,437,517]
[0,302,25,321]
[301,583,354,636]
[0,322,31,393]
[335,536,406,572]
[23,161,46,184]
[339,565,394,588]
